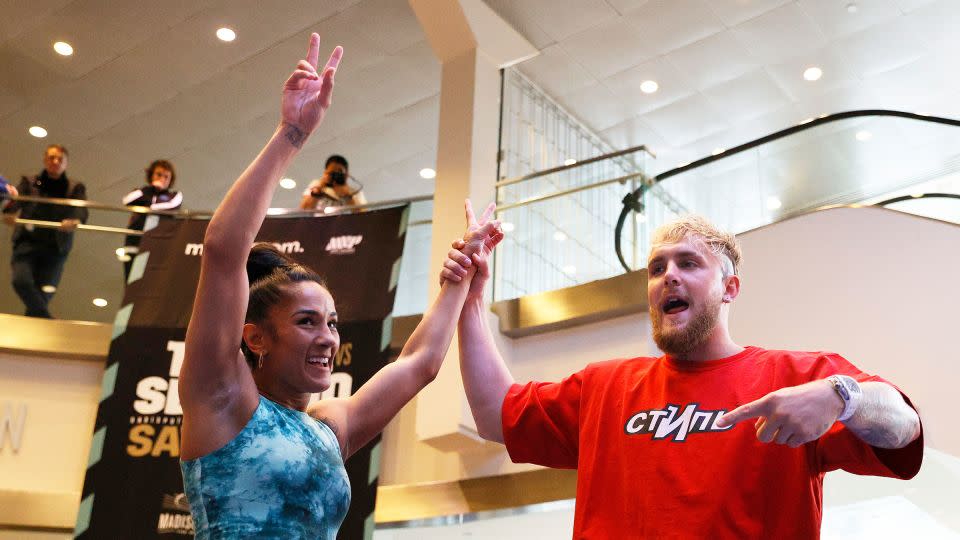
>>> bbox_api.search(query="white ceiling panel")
[797,0,901,40]
[9,0,215,80]
[0,0,73,43]
[517,43,596,98]
[703,69,792,123]
[479,0,556,49]
[833,18,928,78]
[706,0,792,27]
[891,0,939,12]
[622,0,724,56]
[602,57,696,116]
[510,0,618,43]
[557,82,637,132]
[640,93,729,146]
[764,45,859,102]
[338,0,425,55]
[732,2,828,64]
[559,18,657,79]
[901,0,960,52]
[664,30,761,91]
[601,116,667,154]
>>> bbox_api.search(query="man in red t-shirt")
[440,213,922,539]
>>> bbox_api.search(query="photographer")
[298,154,366,210]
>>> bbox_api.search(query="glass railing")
[612,110,960,272]
[493,145,660,301]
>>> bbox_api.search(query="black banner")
[76,206,408,539]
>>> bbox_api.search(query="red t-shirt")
[501,346,923,539]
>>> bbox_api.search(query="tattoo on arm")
[283,123,307,149]
[845,383,920,449]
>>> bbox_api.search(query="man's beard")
[651,295,722,356]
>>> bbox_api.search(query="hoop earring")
[258,351,266,370]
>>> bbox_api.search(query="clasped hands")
[439,200,503,298]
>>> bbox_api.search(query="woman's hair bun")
[246,242,293,285]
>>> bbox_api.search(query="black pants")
[11,242,68,318]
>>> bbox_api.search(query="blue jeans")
[10,242,68,318]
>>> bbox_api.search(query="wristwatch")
[826,375,863,422]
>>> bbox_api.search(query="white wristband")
[827,375,863,423]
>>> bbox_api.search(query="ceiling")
[2,0,960,321]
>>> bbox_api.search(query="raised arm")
[179,34,342,421]
[312,201,502,458]
[438,231,514,444]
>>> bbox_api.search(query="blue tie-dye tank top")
[180,395,351,539]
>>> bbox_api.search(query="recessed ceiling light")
[279,177,297,189]
[563,158,577,166]
[640,80,659,94]
[92,298,108,307]
[216,27,237,42]
[562,265,577,275]
[553,231,567,241]
[501,222,515,233]
[419,167,436,179]
[635,213,647,223]
[29,126,48,138]
[846,2,858,13]
[855,130,872,141]
[711,148,726,156]
[803,67,823,81]
[53,41,74,56]
[766,196,783,210]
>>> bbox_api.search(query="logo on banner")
[184,240,305,257]
[325,235,362,255]
[157,493,194,535]
[127,341,184,458]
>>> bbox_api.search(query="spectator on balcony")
[121,159,183,279]
[2,144,88,318]
[298,154,366,211]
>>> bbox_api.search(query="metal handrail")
[496,144,654,188]
[1,193,435,235]
[613,109,960,273]
[495,171,648,213]
[874,192,960,206]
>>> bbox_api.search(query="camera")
[329,171,347,185]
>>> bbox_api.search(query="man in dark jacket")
[2,144,88,318]
[120,159,183,279]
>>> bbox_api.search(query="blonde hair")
[651,215,742,276]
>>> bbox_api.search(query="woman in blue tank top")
[177,33,503,539]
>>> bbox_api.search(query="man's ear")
[722,274,740,303]
[242,323,268,355]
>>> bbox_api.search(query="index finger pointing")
[716,399,769,427]
[306,32,320,69]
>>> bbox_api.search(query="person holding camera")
[298,154,366,210]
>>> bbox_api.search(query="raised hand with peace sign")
[281,33,343,147]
